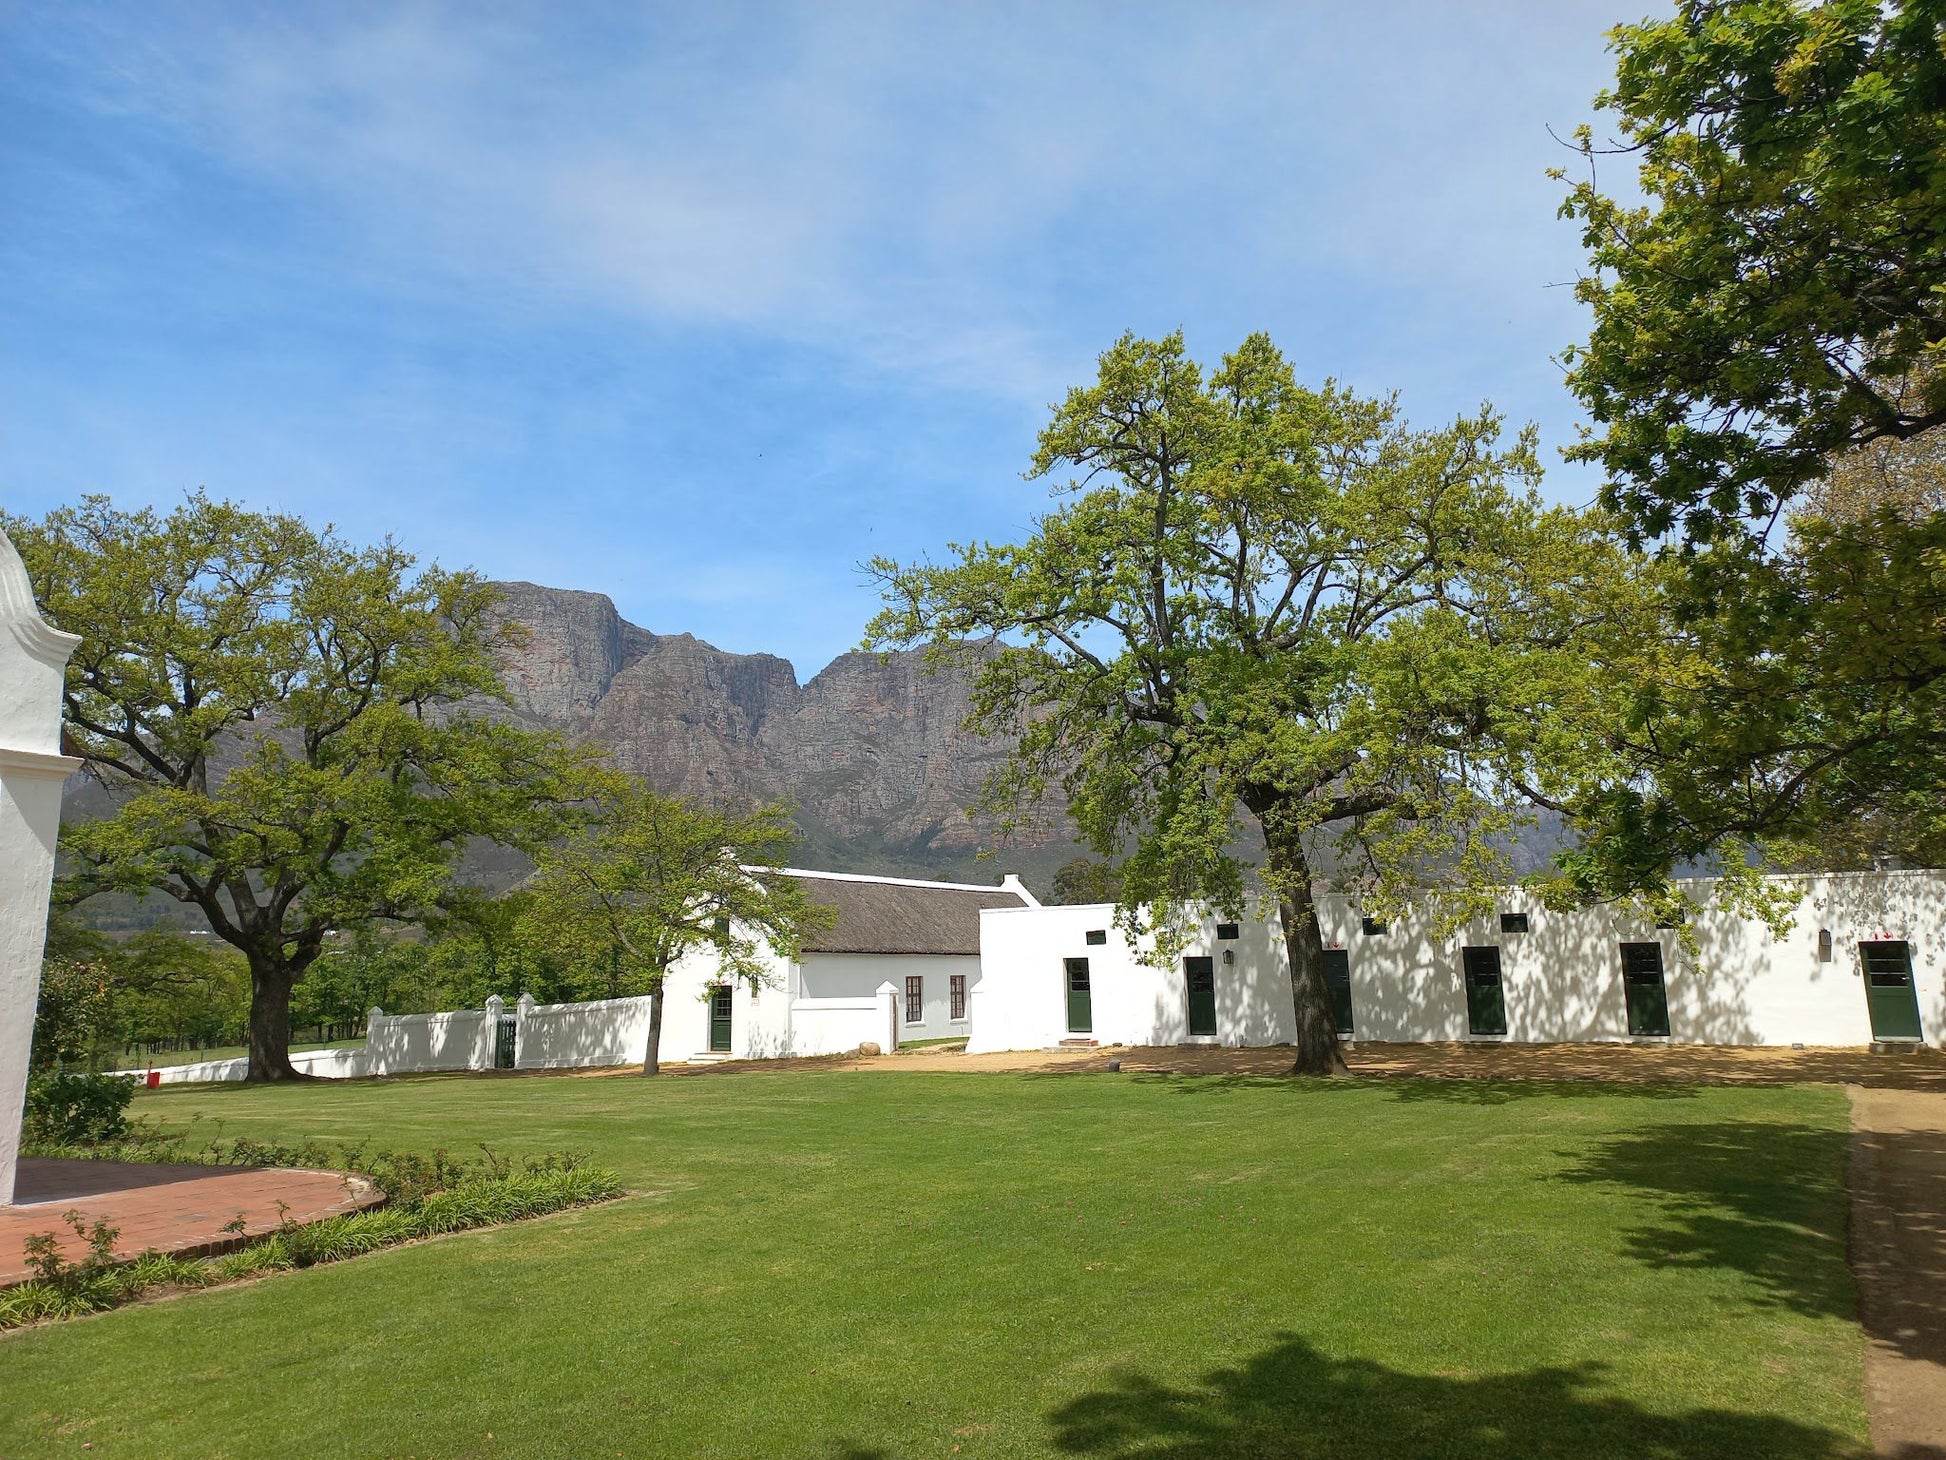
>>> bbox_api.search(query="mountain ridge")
[484,580,1075,884]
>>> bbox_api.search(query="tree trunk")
[1262,825,1348,1076]
[245,958,305,1082]
[641,978,665,1076]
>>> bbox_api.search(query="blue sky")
[2,3,1646,676]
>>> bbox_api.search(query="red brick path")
[1,1159,381,1286]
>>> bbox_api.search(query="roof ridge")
[757,865,1024,895]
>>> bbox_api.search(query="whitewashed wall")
[515,994,652,1071]
[0,528,81,1204]
[971,871,1946,1053]
[153,1045,370,1085]
[365,1008,495,1074]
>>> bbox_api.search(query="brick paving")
[1,1159,381,1286]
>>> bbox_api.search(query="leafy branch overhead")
[1559,0,1946,542]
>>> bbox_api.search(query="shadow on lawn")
[1115,1072,1700,1105]
[1556,1118,1853,1322]
[1045,1333,1863,1459]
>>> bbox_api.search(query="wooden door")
[1185,956,1217,1037]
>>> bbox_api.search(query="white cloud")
[41,1,1632,408]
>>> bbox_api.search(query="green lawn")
[0,1069,1869,1458]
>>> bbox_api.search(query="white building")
[0,529,81,1203]
[148,865,1943,1085]
[520,868,1039,1068]
[971,870,1946,1053]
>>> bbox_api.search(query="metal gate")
[494,1013,517,1069]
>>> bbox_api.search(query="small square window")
[1085,929,1107,946]
[1499,912,1529,934]
[1215,922,1240,941]
[1361,917,1388,936]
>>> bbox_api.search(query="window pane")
[905,976,923,1023]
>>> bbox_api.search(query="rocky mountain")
[483,582,1075,883]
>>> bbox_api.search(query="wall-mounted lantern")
[1817,928,1833,962]
[1221,948,1235,966]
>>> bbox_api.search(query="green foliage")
[22,1072,136,1145]
[0,1146,621,1329]
[521,778,834,1069]
[1050,856,1123,906]
[869,332,1647,1069]
[1559,0,1946,541]
[1554,2,1946,889]
[1559,509,1946,897]
[28,914,118,1071]
[1,492,594,1078]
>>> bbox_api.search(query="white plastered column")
[0,528,81,1204]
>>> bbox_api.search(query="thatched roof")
[784,871,1032,956]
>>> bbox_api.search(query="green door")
[1862,941,1924,1041]
[1064,958,1093,1034]
[708,985,733,1052]
[1461,946,1507,1036]
[1322,949,1354,1036]
[1185,956,1218,1036]
[1620,942,1672,1036]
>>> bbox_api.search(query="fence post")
[515,992,536,1070]
[876,980,899,1054]
[482,995,505,1071]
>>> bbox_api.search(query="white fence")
[148,992,654,1084]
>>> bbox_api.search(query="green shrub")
[23,1072,136,1145]
[0,1147,624,1330]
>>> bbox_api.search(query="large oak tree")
[869,333,1642,1074]
[5,494,588,1080]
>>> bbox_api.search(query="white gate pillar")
[0,528,81,1204]
[876,980,900,1054]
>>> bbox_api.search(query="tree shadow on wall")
[1555,1118,1853,1322]
[1046,1333,1863,1459]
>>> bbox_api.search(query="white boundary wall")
[146,947,924,1082]
[970,870,1946,1053]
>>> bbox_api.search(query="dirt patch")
[656,1039,1946,1089]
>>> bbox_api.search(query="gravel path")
[1848,1087,1946,1458]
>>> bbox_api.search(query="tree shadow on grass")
[1111,1072,1700,1105]
[1555,1118,1853,1322]
[1046,1333,1864,1459]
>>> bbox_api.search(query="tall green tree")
[1555,0,1946,887]
[5,494,588,1080]
[869,333,1643,1074]
[521,781,831,1075]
